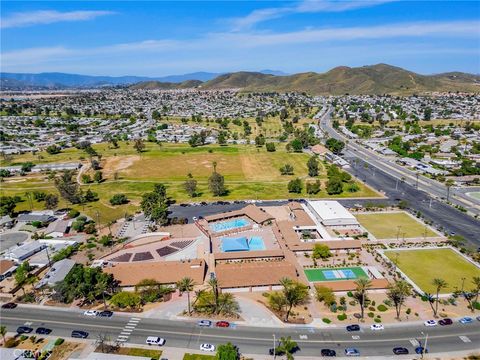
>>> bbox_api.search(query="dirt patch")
[102,155,140,178]
[50,341,85,360]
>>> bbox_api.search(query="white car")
[200,343,215,352]
[424,320,437,327]
[83,310,99,316]
[370,324,384,330]
[146,336,165,346]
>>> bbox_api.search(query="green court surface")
[304,266,368,282]
[385,248,480,294]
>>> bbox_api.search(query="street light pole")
[273,334,276,359]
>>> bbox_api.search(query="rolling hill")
[199,64,480,94]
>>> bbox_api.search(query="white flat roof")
[307,200,358,223]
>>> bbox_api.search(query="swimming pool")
[248,236,266,251]
[210,218,250,233]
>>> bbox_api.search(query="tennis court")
[304,267,368,282]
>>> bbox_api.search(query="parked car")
[346,324,360,332]
[439,318,453,326]
[1,302,17,309]
[321,349,336,357]
[476,316,480,322]
[35,327,52,335]
[200,343,215,352]
[268,348,285,356]
[146,336,166,346]
[415,346,428,355]
[215,321,230,328]
[424,320,437,327]
[197,320,212,327]
[459,316,473,324]
[370,324,384,331]
[392,347,409,355]
[71,330,89,339]
[16,326,33,334]
[98,310,113,317]
[83,310,99,316]
[345,348,360,356]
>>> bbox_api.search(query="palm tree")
[432,278,448,317]
[176,277,195,315]
[277,336,298,360]
[95,277,109,310]
[353,278,372,320]
[472,277,480,306]
[0,325,7,345]
[208,278,219,314]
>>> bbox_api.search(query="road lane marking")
[459,336,471,343]
[3,315,480,344]
[352,335,360,340]
[299,335,308,339]
[410,339,419,346]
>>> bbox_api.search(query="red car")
[215,321,230,328]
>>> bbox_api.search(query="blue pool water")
[210,218,250,233]
[248,236,266,251]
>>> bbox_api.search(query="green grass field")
[467,192,480,200]
[183,354,215,360]
[1,142,379,224]
[355,212,437,239]
[304,267,368,282]
[385,248,480,294]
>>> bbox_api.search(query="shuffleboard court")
[304,266,368,282]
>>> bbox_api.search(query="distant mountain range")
[1,64,478,94]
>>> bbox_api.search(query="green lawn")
[1,142,379,224]
[467,192,480,200]
[356,212,437,239]
[304,267,368,282]
[183,354,215,360]
[384,248,480,294]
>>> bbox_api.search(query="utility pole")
[395,178,399,190]
[273,334,276,359]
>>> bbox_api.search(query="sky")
[1,1,479,76]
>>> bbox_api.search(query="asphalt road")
[319,108,480,216]
[1,306,480,357]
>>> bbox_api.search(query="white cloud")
[230,0,396,30]
[1,10,114,29]
[2,20,478,72]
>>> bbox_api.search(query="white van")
[146,336,166,346]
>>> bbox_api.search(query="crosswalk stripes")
[409,339,420,347]
[116,317,142,343]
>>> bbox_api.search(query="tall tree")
[353,278,372,319]
[140,184,169,225]
[215,342,239,360]
[277,336,298,360]
[279,278,309,322]
[183,177,198,198]
[432,278,448,317]
[133,138,145,153]
[54,170,81,204]
[387,280,411,319]
[177,277,195,315]
[307,156,319,177]
[0,325,6,345]
[209,171,226,196]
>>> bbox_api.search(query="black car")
[17,326,33,334]
[439,318,453,325]
[346,324,360,332]
[71,330,89,339]
[268,348,285,356]
[98,310,113,317]
[36,327,52,335]
[321,349,336,357]
[1,302,17,309]
[392,347,409,355]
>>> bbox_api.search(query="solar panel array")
[156,246,178,257]
[110,253,132,262]
[132,252,154,262]
[170,240,193,249]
